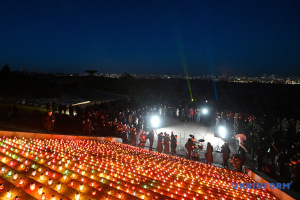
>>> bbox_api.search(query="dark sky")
[1,0,300,76]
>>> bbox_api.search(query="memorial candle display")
[0,136,277,199]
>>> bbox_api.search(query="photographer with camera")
[230,154,246,172]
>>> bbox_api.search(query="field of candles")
[0,137,276,200]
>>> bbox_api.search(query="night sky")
[1,0,300,76]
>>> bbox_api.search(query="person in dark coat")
[268,142,278,166]
[247,132,258,160]
[289,156,300,190]
[237,145,247,162]
[157,132,164,153]
[171,131,174,140]
[46,102,50,112]
[255,145,265,170]
[147,130,155,151]
[117,123,123,138]
[205,142,213,165]
[63,105,67,115]
[130,125,137,146]
[42,111,55,132]
[58,104,62,115]
[52,101,56,112]
[122,124,128,144]
[275,149,287,176]
[69,105,74,116]
[185,135,195,159]
[221,142,231,168]
[139,131,147,148]
[171,135,178,156]
[164,134,170,154]
[230,154,245,172]
[83,118,93,135]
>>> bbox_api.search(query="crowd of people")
[40,98,300,190]
[214,110,300,189]
[41,99,212,137]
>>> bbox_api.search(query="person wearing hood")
[171,135,178,156]
[205,142,213,165]
[157,132,164,153]
[221,142,231,168]
[164,134,171,154]
[148,130,155,151]
[185,135,195,159]
[138,131,147,148]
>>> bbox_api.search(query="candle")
[56,182,61,191]
[38,186,43,195]
[41,192,46,200]
[75,192,80,200]
[6,190,11,198]
[0,137,277,200]
[79,183,84,191]
[30,183,35,191]
[48,178,53,185]
[13,173,18,180]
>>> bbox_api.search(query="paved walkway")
[140,117,237,170]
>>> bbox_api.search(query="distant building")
[85,70,97,76]
[269,74,276,79]
[263,74,267,79]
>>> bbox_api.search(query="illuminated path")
[0,137,276,200]
[146,117,234,165]
[152,117,219,149]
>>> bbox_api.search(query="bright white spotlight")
[151,116,160,128]
[218,126,226,138]
[202,108,208,115]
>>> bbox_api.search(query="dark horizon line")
[4,69,300,78]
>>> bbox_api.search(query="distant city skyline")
[1,0,300,76]
[3,65,300,78]
[2,64,298,77]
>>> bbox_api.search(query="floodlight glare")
[202,108,208,115]
[151,116,160,128]
[218,126,226,139]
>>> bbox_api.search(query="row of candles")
[0,137,277,199]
